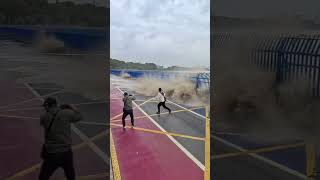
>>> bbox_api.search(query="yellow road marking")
[110,130,121,180]
[110,97,154,120]
[166,99,211,120]
[72,131,107,150]
[205,106,210,180]
[0,90,64,110]
[0,101,108,113]
[5,164,41,180]
[0,107,41,112]
[111,106,204,123]
[6,131,107,179]
[77,172,109,180]
[110,98,122,100]
[306,143,317,179]
[72,101,108,106]
[59,172,109,180]
[0,114,38,119]
[6,84,108,179]
[110,123,205,141]
[211,142,305,160]
[27,87,63,90]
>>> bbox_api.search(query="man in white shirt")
[154,88,171,114]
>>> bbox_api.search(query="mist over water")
[135,77,209,107]
[0,35,108,101]
[213,19,320,144]
[111,74,210,107]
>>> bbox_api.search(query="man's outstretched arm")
[69,105,82,123]
[129,94,136,100]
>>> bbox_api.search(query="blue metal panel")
[0,26,106,51]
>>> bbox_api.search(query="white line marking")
[168,95,307,179]
[167,100,207,120]
[213,136,307,179]
[0,101,107,112]
[72,101,108,106]
[24,82,109,165]
[110,159,114,180]
[71,125,109,164]
[0,88,64,110]
[0,114,37,119]
[116,87,205,171]
[79,121,107,126]
[26,87,64,91]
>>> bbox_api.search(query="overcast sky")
[213,0,320,21]
[110,0,210,68]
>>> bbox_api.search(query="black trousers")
[122,109,134,127]
[39,150,75,180]
[157,101,171,112]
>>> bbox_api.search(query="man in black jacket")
[122,92,136,128]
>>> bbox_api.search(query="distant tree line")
[110,58,197,71]
[0,0,107,27]
[111,59,159,70]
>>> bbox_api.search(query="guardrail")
[111,69,210,91]
[214,32,320,96]
[0,26,107,52]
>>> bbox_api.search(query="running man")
[39,97,82,180]
[155,88,171,114]
[122,92,136,128]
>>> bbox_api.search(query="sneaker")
[156,111,160,114]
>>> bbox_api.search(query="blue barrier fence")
[111,69,210,90]
[214,32,320,177]
[192,72,210,89]
[214,32,320,96]
[0,26,107,51]
[254,35,320,96]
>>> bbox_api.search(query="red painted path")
[110,86,203,180]
[0,79,107,179]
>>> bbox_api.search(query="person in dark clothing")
[39,97,82,180]
[155,88,171,114]
[122,92,136,128]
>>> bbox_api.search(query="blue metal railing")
[0,26,107,52]
[214,32,320,96]
[192,72,210,90]
[254,35,320,96]
[111,69,210,91]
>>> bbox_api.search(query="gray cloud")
[111,0,210,67]
[213,0,320,20]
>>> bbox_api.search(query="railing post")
[306,143,317,180]
[204,106,210,180]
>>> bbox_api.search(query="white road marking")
[79,121,107,126]
[24,82,109,165]
[0,89,64,110]
[116,87,205,171]
[167,99,207,120]
[168,95,307,179]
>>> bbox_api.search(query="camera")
[60,104,73,110]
